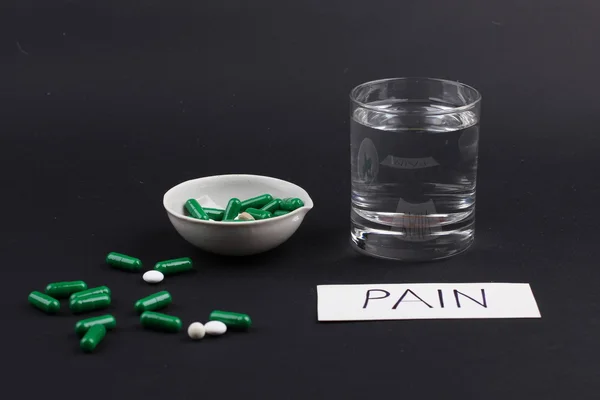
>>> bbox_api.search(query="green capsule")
[154,257,193,275]
[75,314,116,336]
[260,198,281,213]
[223,198,242,221]
[245,208,272,220]
[45,281,87,298]
[69,286,111,303]
[209,310,252,330]
[70,293,111,314]
[240,194,273,211]
[28,291,60,314]
[273,210,290,217]
[204,208,225,221]
[280,198,305,211]
[140,311,182,333]
[106,252,142,271]
[135,291,172,313]
[185,198,210,220]
[80,324,106,353]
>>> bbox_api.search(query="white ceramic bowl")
[163,174,314,256]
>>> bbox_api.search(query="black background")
[6,1,600,398]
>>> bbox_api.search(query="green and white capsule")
[245,208,272,220]
[106,252,142,271]
[75,314,116,336]
[80,324,106,353]
[209,310,252,330]
[260,199,281,213]
[134,291,172,313]
[70,286,111,303]
[140,311,182,333]
[28,291,60,314]
[280,198,304,211]
[154,257,193,275]
[185,198,209,220]
[204,208,225,221]
[223,198,242,221]
[240,194,273,211]
[45,281,87,298]
[70,293,111,314]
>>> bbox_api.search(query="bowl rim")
[163,174,314,226]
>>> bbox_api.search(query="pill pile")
[187,310,253,339]
[28,281,116,352]
[184,194,304,221]
[28,252,252,353]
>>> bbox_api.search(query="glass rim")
[349,77,482,116]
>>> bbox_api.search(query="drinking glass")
[350,77,482,261]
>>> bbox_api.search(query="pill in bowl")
[162,174,314,256]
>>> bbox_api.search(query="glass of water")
[350,77,482,261]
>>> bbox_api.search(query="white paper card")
[317,283,541,321]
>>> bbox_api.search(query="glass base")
[350,221,475,262]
